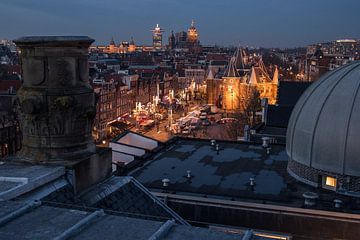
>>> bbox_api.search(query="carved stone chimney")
[13,36,112,192]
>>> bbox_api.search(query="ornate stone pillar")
[14,36,96,163]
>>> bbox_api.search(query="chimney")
[13,36,112,193]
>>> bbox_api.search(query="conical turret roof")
[249,67,258,84]
[272,66,279,84]
[206,69,214,80]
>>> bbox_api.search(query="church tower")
[187,20,199,44]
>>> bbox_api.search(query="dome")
[287,62,360,183]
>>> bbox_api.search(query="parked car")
[202,120,211,126]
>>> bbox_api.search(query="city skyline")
[0,0,359,48]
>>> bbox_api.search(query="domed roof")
[287,61,360,176]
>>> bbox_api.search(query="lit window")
[325,176,337,187]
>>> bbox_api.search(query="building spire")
[110,36,115,45]
[191,19,195,27]
[249,66,258,85]
[272,66,279,84]
[207,69,214,80]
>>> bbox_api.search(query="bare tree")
[226,85,261,140]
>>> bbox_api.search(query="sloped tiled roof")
[234,47,245,70]
[40,176,187,224]
[223,57,240,78]
[248,66,272,84]
[0,201,271,240]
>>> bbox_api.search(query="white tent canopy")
[109,131,160,166]
[116,132,158,151]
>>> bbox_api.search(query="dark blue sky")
[0,0,359,48]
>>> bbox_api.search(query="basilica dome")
[286,61,360,194]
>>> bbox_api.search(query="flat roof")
[130,139,359,212]
[131,139,290,201]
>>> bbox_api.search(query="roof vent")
[303,192,319,207]
[262,137,271,148]
[266,147,271,154]
[162,178,170,187]
[334,199,343,209]
[249,177,255,187]
[186,170,192,179]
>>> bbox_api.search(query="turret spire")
[272,66,279,84]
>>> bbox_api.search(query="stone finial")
[14,36,96,163]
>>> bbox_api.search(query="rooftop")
[0,201,270,240]
[129,138,360,212]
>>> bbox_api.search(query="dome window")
[323,176,337,190]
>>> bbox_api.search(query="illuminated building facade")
[108,37,117,53]
[151,24,164,51]
[104,38,136,54]
[128,37,136,53]
[207,48,279,111]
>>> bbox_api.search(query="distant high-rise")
[151,24,164,51]
[168,31,176,50]
[175,31,187,48]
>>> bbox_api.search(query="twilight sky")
[0,0,359,48]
